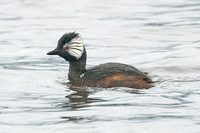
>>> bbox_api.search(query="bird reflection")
[64,85,104,110]
[65,90,89,104]
[60,85,145,123]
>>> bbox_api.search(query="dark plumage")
[47,32,153,89]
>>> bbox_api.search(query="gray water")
[0,0,200,133]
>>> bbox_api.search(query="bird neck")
[68,49,87,82]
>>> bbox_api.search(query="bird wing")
[82,63,147,81]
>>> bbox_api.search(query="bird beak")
[47,49,59,55]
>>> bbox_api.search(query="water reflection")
[1,0,200,132]
[64,87,105,110]
[60,116,87,123]
[63,85,149,112]
[65,90,91,110]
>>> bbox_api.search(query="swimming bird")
[47,32,153,89]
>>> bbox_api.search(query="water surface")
[0,0,200,133]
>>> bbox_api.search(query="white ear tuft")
[66,37,84,59]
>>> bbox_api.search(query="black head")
[47,32,85,62]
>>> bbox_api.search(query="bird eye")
[63,46,69,51]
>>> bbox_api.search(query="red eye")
[63,46,69,51]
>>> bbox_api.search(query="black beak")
[47,49,59,55]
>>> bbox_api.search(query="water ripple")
[1,0,200,132]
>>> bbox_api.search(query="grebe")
[47,32,153,89]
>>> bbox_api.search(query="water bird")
[47,32,153,89]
